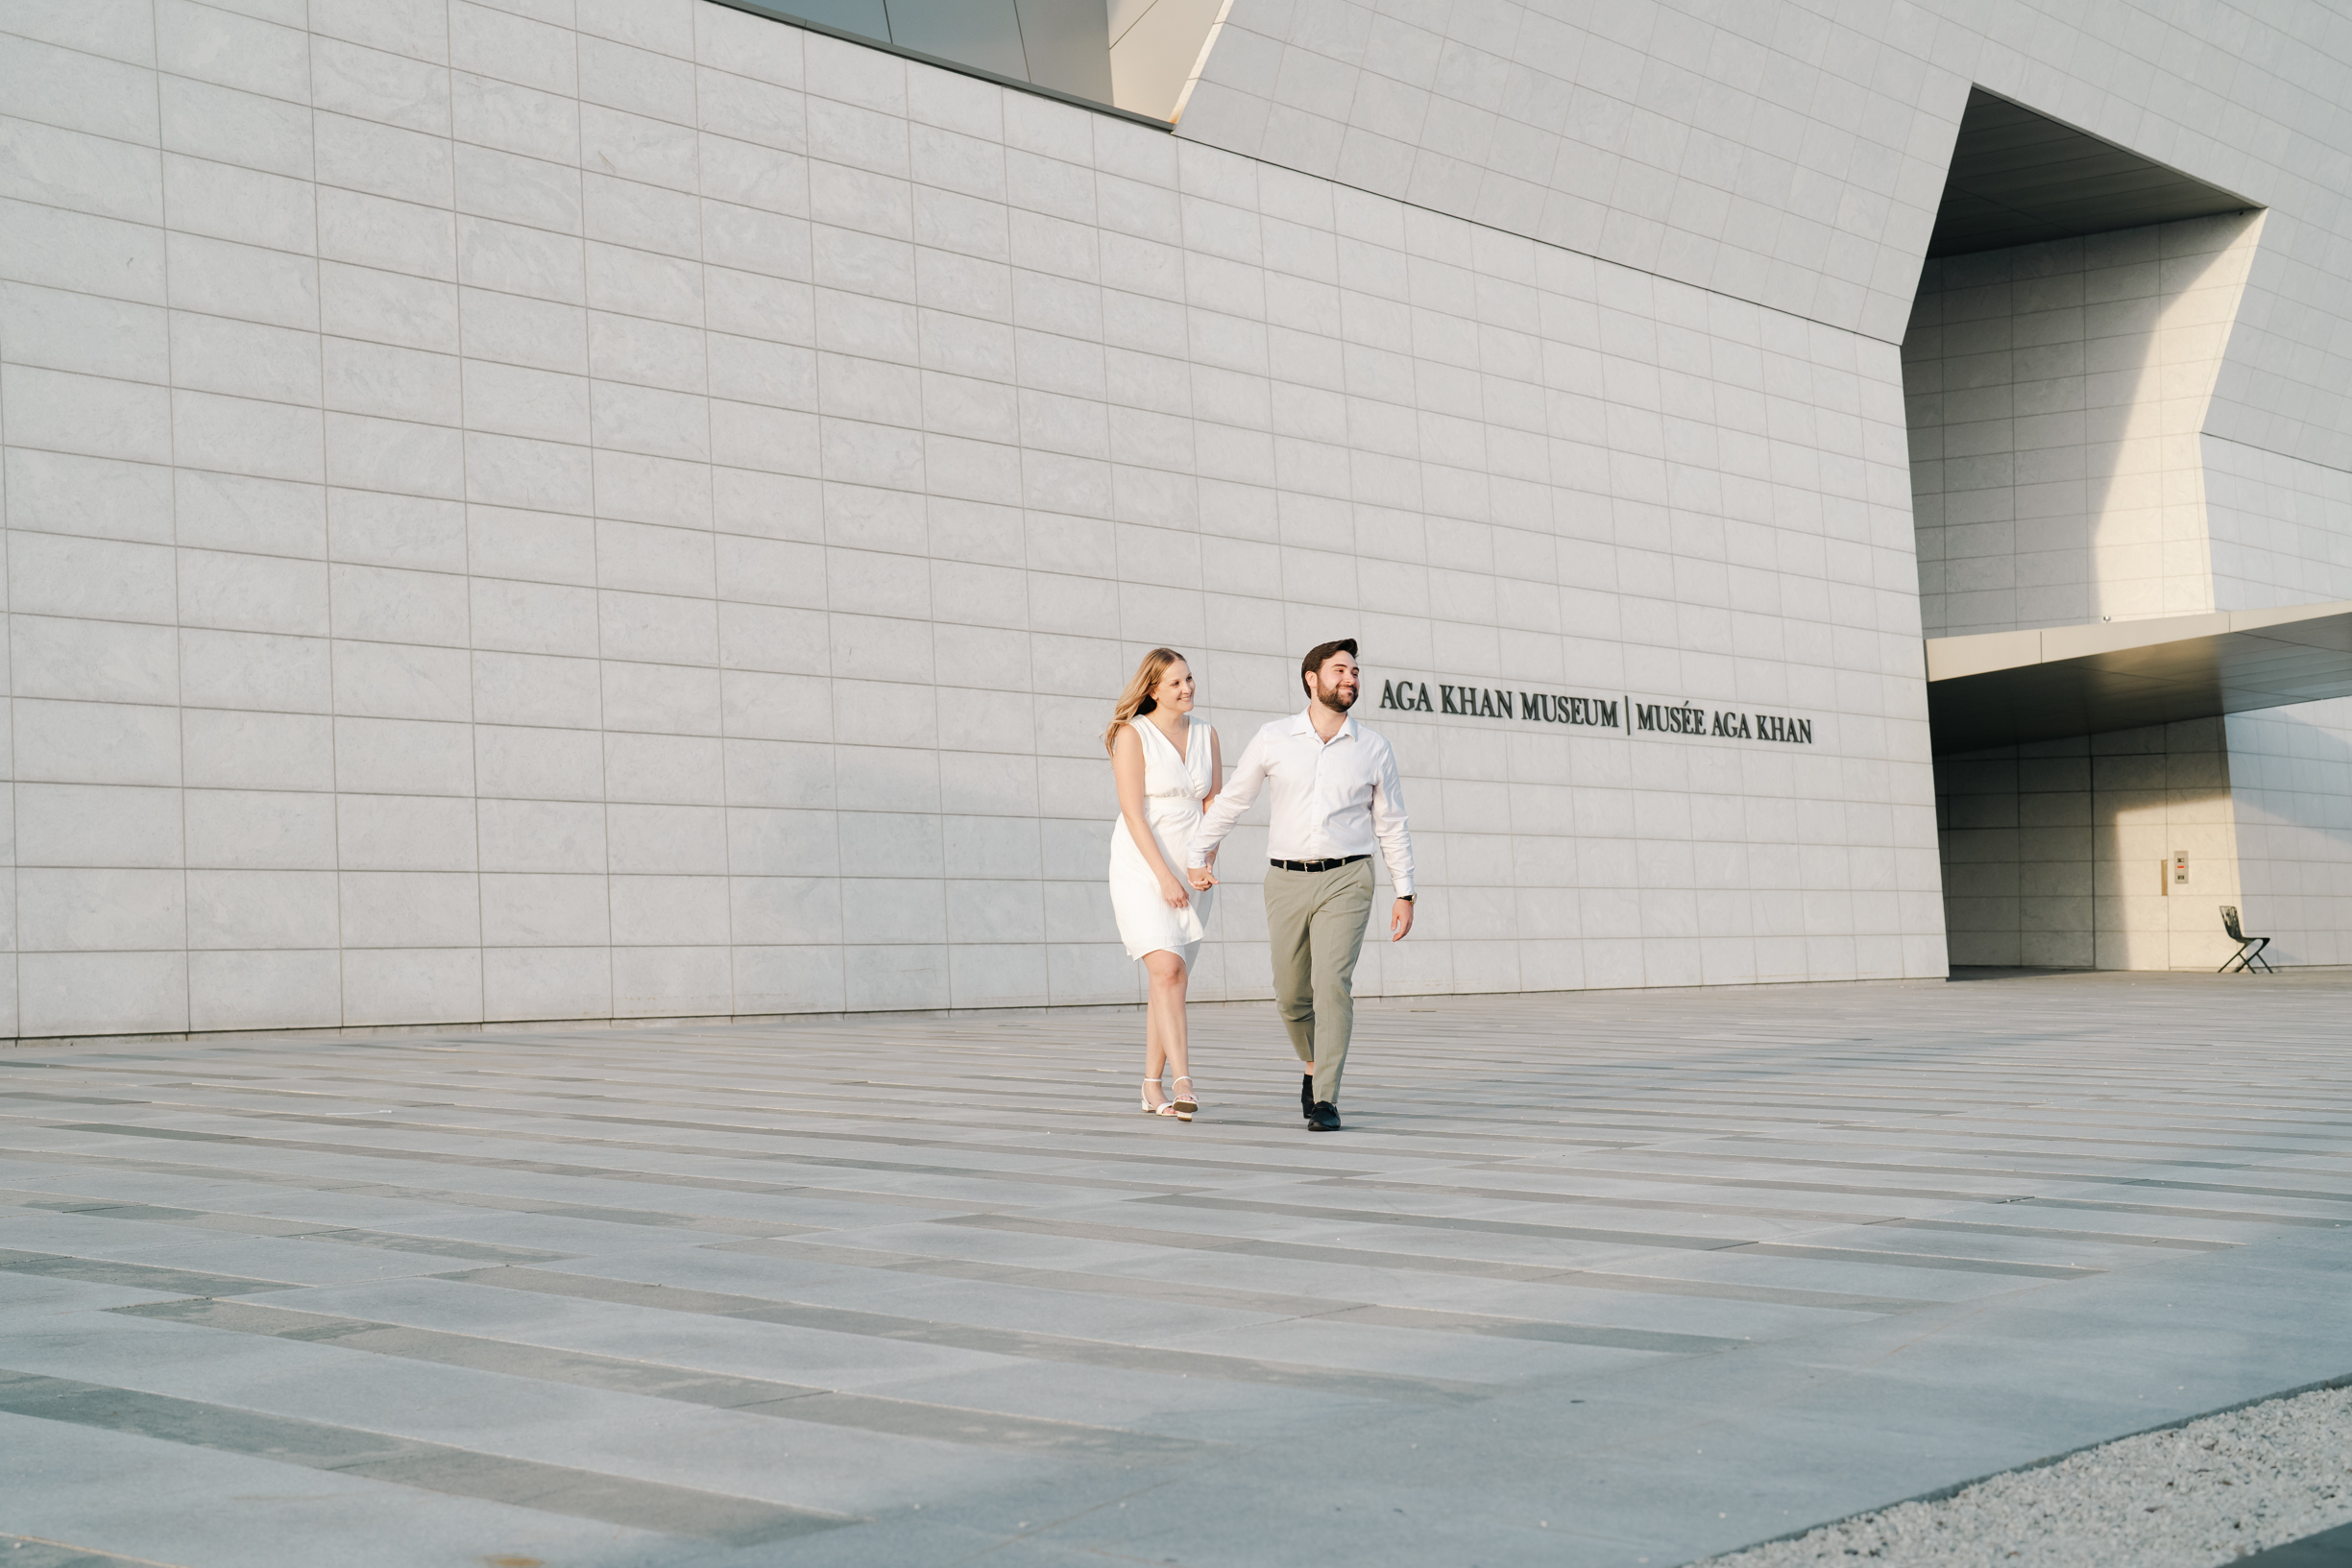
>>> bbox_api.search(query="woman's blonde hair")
[1103,647,1189,755]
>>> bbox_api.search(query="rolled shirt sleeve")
[1188,729,1270,867]
[1370,735,1414,897]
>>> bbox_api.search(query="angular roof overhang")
[1925,602,2352,755]
[1928,88,2259,256]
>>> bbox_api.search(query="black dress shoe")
[1306,1100,1342,1132]
[1301,1074,1314,1116]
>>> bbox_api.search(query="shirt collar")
[1293,707,1356,742]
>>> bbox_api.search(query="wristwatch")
[1397,893,1415,902]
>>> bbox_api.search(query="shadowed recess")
[1925,601,2352,753]
[1928,88,2258,257]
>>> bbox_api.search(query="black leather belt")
[1270,855,1369,873]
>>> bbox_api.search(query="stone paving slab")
[2243,1521,2352,1565]
[2,969,2349,1567]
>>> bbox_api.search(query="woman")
[1105,648,1222,1120]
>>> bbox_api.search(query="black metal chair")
[2219,905,2273,974]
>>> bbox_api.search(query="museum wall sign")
[1376,679,1815,745]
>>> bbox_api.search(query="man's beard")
[1315,678,1357,712]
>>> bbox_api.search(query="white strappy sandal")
[1140,1081,1191,1121]
[1170,1075,1198,1116]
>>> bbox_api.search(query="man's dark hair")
[1300,638,1358,697]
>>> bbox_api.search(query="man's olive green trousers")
[1263,858,1373,1104]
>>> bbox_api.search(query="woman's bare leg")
[1141,953,1174,1106]
[1145,951,1190,1101]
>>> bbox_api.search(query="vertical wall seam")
[695,1,740,1025]
[156,0,192,1037]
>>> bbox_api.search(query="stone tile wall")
[1903,213,2261,638]
[2204,437,2352,614]
[0,0,1946,1039]
[1936,718,2243,971]
[2225,699,2352,970]
[1173,0,1953,345]
[1176,0,2352,493]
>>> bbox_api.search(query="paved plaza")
[2,971,2349,1568]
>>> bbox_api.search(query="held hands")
[1390,898,1415,941]
[1186,848,1219,892]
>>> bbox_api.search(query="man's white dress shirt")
[1187,709,1414,896]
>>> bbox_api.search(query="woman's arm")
[1112,723,1190,908]
[1201,727,1223,869]
[1188,726,1271,888]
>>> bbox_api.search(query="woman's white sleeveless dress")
[1109,716,1215,968]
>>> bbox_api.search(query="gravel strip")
[1699,1384,2352,1567]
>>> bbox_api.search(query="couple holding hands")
[1103,639,1416,1131]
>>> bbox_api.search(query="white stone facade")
[1905,214,2262,639]
[1183,1,2352,984]
[1176,0,2352,482]
[1936,718,2243,973]
[0,0,2346,1039]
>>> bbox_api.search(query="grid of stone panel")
[1174,0,1957,346]
[0,0,1949,1039]
[1903,213,2258,639]
[1891,202,2352,973]
[1937,704,2352,974]
[2226,702,2352,969]
[1173,0,2352,985]
[2,973,2350,1564]
[1935,718,2243,972]
[2206,434,2352,612]
[1178,0,2352,490]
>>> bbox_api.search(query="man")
[1187,639,1415,1131]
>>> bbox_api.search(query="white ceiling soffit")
[1926,602,2352,754]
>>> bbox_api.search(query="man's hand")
[1188,865,1217,890]
[1390,898,1415,941]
